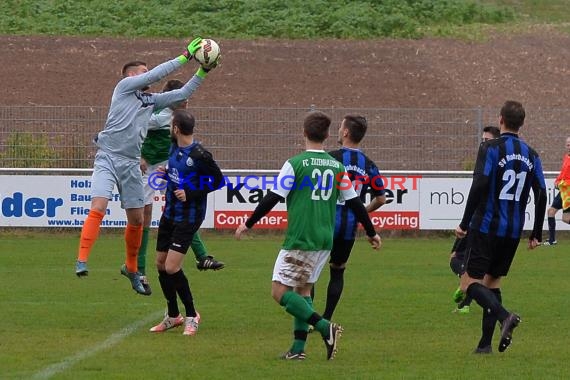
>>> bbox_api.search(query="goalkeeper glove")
[195,54,221,78]
[177,37,202,64]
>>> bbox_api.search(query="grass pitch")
[0,231,568,379]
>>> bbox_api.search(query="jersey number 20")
[311,168,334,201]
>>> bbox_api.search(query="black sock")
[548,217,556,242]
[323,267,345,320]
[478,288,502,348]
[170,270,196,318]
[467,282,509,322]
[307,312,323,327]
[158,270,179,317]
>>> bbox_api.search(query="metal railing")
[0,106,568,171]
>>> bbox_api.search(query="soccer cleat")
[196,255,225,271]
[139,275,152,295]
[542,240,557,246]
[453,305,470,314]
[452,287,465,304]
[121,265,152,295]
[121,267,150,296]
[323,322,343,360]
[183,312,201,336]
[75,261,88,277]
[280,351,306,360]
[120,264,151,296]
[498,313,521,352]
[474,345,492,354]
[150,314,184,332]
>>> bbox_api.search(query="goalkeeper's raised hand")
[178,37,202,64]
[196,54,221,78]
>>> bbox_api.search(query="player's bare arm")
[368,234,381,249]
[235,223,249,240]
[366,194,386,213]
[174,189,186,202]
[455,226,467,239]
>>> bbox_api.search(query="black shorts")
[551,192,570,213]
[329,238,356,265]
[449,237,467,276]
[156,216,201,254]
[450,250,466,276]
[464,229,520,280]
[551,193,562,210]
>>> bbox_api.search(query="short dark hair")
[483,125,500,138]
[163,79,184,92]
[122,61,146,77]
[500,101,525,131]
[303,111,331,143]
[172,109,195,135]
[343,115,368,143]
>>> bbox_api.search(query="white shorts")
[143,160,167,205]
[272,249,330,288]
[91,150,144,209]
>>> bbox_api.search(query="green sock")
[280,290,314,321]
[291,296,313,353]
[298,296,313,331]
[191,232,207,261]
[315,318,330,337]
[137,227,150,275]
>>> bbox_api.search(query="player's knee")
[130,217,144,226]
[459,275,477,293]
[164,263,180,274]
[127,217,144,226]
[155,257,166,271]
[330,262,346,270]
[271,288,282,304]
[89,196,109,212]
[125,208,144,226]
[271,282,287,304]
[547,207,558,217]
[483,275,501,288]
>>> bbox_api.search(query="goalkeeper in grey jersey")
[75,37,220,296]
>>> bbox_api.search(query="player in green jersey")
[235,111,381,361]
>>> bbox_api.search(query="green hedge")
[0,0,515,39]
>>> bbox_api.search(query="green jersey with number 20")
[271,150,357,251]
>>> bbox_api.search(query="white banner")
[213,175,421,229]
[0,175,214,228]
[0,175,565,231]
[419,177,566,230]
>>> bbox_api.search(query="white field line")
[32,311,163,379]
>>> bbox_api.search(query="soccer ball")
[194,39,220,68]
